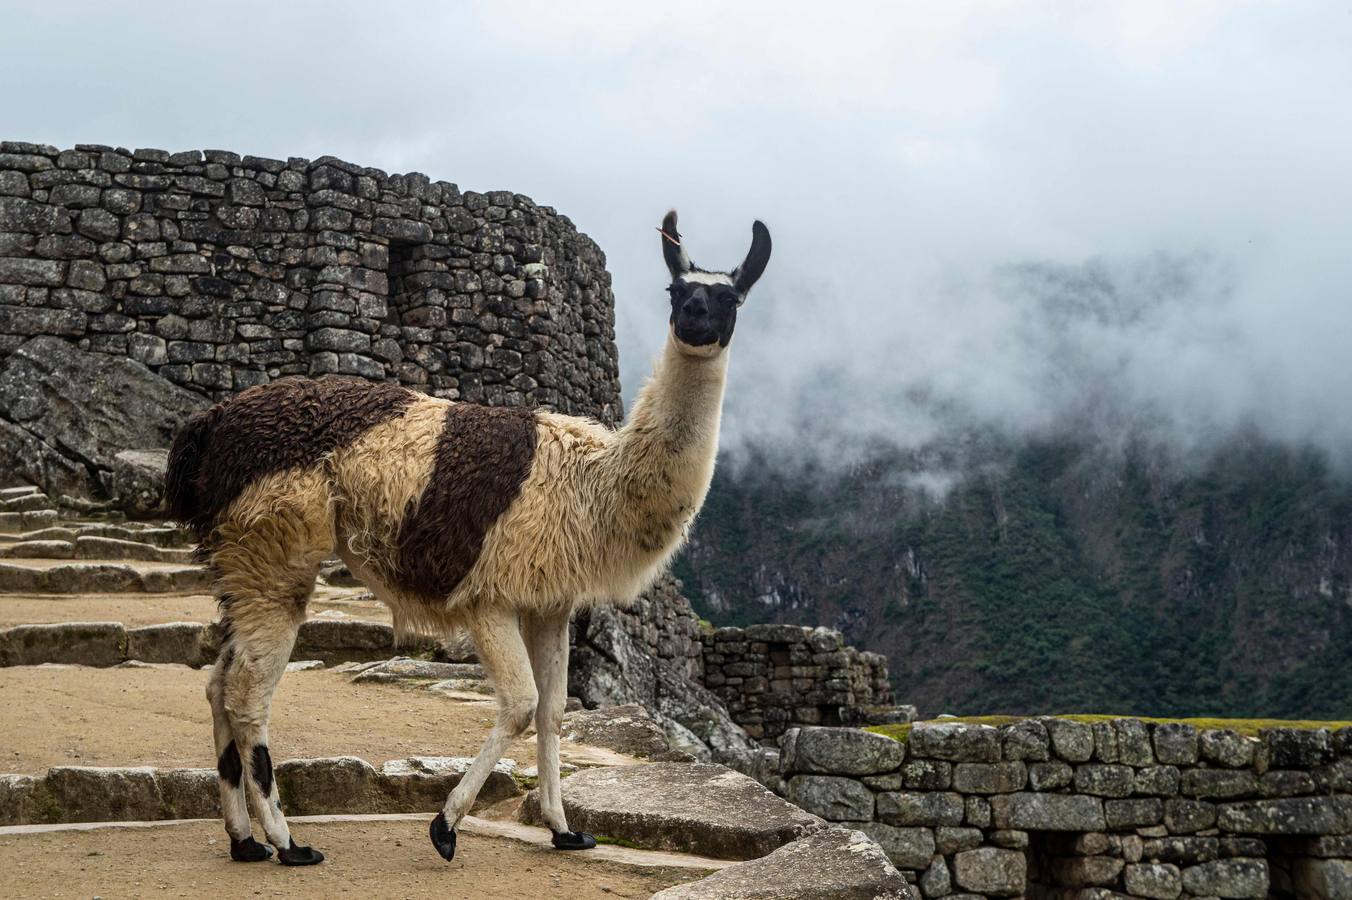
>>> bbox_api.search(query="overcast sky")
[5,2,1351,467]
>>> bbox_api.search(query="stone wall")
[702,623,896,740]
[0,140,620,422]
[759,719,1351,898]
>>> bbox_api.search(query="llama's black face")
[660,210,771,354]
[669,273,740,348]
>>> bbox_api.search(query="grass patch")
[594,834,644,850]
[866,714,1352,743]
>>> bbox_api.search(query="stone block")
[909,722,1000,762]
[1002,719,1050,761]
[952,761,1026,794]
[877,791,966,827]
[1164,798,1216,833]
[650,826,916,900]
[1124,862,1182,899]
[1105,797,1164,829]
[935,826,984,854]
[1180,858,1268,898]
[1116,719,1155,766]
[788,726,906,776]
[541,762,820,860]
[787,775,875,822]
[0,620,126,666]
[1182,767,1258,799]
[44,766,162,822]
[1262,728,1333,768]
[1217,796,1352,835]
[990,793,1106,831]
[858,822,936,869]
[1074,763,1135,797]
[1028,760,1073,791]
[952,847,1025,897]
[902,759,952,790]
[1044,718,1094,762]
[1133,764,1181,796]
[1153,723,1199,766]
[126,622,208,666]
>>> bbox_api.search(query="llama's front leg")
[429,606,537,862]
[525,609,595,850]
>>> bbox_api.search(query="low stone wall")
[760,719,1352,898]
[701,623,896,740]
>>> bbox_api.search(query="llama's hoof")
[276,839,324,866]
[551,830,597,851]
[429,812,457,862]
[229,836,273,862]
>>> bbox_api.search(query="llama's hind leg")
[524,608,595,850]
[429,606,537,862]
[206,650,270,862]
[211,468,331,865]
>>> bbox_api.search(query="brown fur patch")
[168,376,415,542]
[394,403,537,599]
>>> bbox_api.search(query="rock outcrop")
[0,336,205,496]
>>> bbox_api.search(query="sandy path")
[0,818,696,898]
[0,587,392,628]
[0,666,531,772]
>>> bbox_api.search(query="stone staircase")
[0,481,917,897]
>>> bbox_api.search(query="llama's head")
[660,210,771,357]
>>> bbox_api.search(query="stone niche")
[0,140,621,423]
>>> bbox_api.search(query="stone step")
[0,493,53,513]
[0,486,42,501]
[522,762,822,860]
[0,560,210,593]
[0,510,58,534]
[0,619,436,667]
[0,755,523,826]
[0,537,194,563]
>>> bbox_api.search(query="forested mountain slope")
[676,437,1352,719]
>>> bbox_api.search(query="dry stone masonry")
[0,140,619,418]
[759,718,1352,899]
[702,622,903,740]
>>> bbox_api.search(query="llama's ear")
[660,209,692,280]
[732,220,772,295]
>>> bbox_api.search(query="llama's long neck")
[605,330,729,549]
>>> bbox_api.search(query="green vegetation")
[680,438,1352,719]
[865,714,1352,743]
[593,834,644,850]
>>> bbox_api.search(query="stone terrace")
[749,718,1352,898]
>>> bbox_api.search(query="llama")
[165,209,771,866]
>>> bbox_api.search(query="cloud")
[3,1,1351,467]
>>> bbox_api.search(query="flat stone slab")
[560,704,672,758]
[351,656,484,684]
[651,826,915,899]
[0,621,126,666]
[523,762,821,860]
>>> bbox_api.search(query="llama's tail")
[164,409,216,540]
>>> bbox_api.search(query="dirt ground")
[0,819,697,899]
[0,587,391,629]
[0,666,534,772]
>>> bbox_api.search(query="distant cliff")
[676,436,1352,719]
